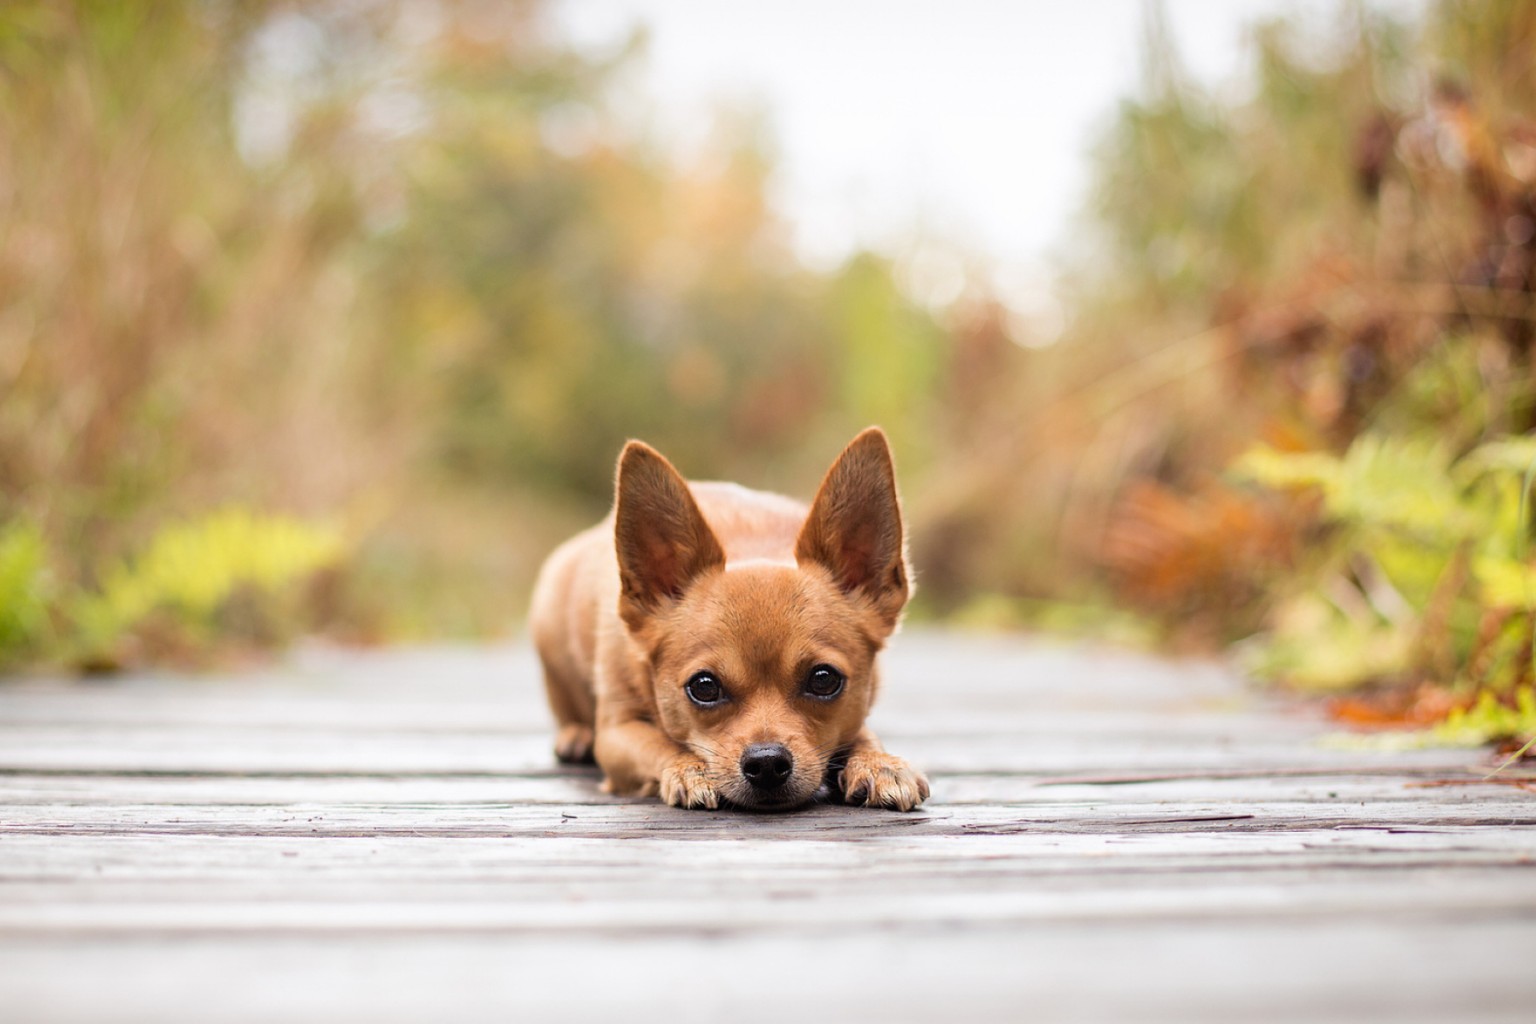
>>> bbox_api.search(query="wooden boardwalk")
[1,632,1533,1023]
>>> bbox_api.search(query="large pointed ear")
[614,441,725,630]
[795,427,911,628]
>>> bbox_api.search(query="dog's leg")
[532,637,596,764]
[543,668,595,764]
[595,720,720,809]
[838,727,929,811]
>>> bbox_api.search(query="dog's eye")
[804,664,845,699]
[685,671,725,706]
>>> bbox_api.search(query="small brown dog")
[529,427,928,811]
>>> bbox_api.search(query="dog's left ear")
[796,427,911,629]
[614,440,726,632]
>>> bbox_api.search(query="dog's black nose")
[740,743,794,791]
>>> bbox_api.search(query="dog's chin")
[720,777,823,813]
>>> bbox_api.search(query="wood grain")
[1,632,1532,1023]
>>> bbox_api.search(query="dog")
[529,427,928,811]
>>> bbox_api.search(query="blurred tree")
[0,0,959,659]
[0,1,384,563]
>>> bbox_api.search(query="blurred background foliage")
[1,0,1533,746]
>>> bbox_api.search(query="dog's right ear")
[795,427,910,630]
[614,441,725,630]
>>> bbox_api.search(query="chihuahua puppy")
[529,427,928,811]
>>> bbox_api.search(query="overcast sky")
[548,0,1424,319]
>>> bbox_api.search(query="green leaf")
[1432,688,1536,747]
[1232,446,1341,492]
[1237,435,1468,538]
[69,508,347,660]
[1239,592,1414,691]
[1472,556,1536,611]
[1458,437,1536,480]
[0,521,50,661]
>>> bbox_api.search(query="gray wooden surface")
[1,632,1533,1023]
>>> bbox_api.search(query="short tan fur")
[528,428,928,811]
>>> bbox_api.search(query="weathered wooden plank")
[0,679,1317,728]
[5,843,1533,889]
[6,866,1536,935]
[0,685,1292,729]
[2,922,1533,1024]
[0,727,1486,777]
[6,870,1536,944]
[4,825,1534,882]
[2,636,1532,1024]
[2,770,1524,808]
[0,717,1340,758]
[4,796,1536,837]
[0,631,1246,704]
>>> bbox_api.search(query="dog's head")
[614,428,910,811]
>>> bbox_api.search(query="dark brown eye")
[685,671,725,706]
[805,664,845,699]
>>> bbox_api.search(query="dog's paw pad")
[554,724,595,764]
[840,752,929,811]
[659,756,720,809]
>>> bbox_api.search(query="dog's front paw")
[554,724,595,764]
[840,751,929,811]
[658,755,721,809]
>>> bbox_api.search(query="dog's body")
[529,428,928,811]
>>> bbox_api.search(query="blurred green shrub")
[1027,0,1536,748]
[1433,687,1536,748]
[71,508,346,665]
[1234,432,1536,693]
[0,522,50,665]
[0,508,344,671]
